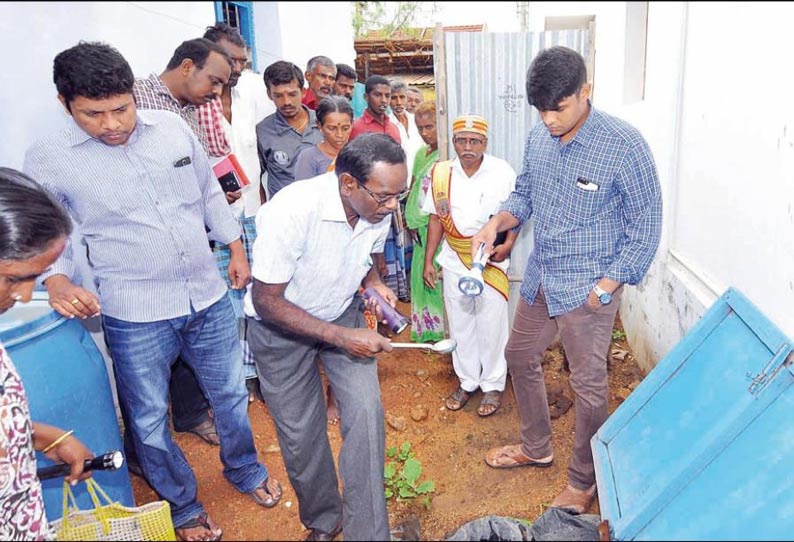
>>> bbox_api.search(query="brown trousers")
[506,286,622,489]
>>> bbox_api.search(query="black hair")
[335,63,357,81]
[335,133,405,183]
[365,75,391,94]
[306,56,336,74]
[316,96,354,124]
[0,168,72,261]
[203,22,247,48]
[165,38,230,71]
[263,60,304,91]
[53,41,134,111]
[526,46,587,111]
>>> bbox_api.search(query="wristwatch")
[593,284,613,306]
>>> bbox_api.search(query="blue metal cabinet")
[593,288,794,540]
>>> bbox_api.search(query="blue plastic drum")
[0,292,134,521]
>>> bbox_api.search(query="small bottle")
[363,287,409,334]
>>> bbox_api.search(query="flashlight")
[37,450,125,480]
[458,242,488,297]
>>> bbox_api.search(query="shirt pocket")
[475,192,504,228]
[153,156,203,209]
[562,172,613,225]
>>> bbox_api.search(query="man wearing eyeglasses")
[421,114,518,419]
[244,133,407,541]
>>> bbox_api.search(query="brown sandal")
[550,483,597,514]
[485,444,554,469]
[445,386,471,411]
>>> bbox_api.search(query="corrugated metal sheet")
[442,29,588,173]
[438,29,589,319]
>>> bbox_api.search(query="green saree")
[404,146,444,342]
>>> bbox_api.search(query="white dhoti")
[442,267,509,393]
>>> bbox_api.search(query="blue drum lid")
[0,292,66,348]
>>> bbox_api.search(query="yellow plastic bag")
[49,478,176,541]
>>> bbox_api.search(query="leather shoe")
[550,483,597,515]
[304,522,342,541]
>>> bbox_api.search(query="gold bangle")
[42,429,74,454]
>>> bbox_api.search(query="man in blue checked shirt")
[473,46,662,515]
[24,41,281,542]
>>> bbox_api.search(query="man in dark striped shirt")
[131,37,235,454]
[474,46,662,515]
[133,38,231,156]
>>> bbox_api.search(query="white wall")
[669,2,794,336]
[0,2,216,411]
[527,2,628,111]
[0,1,358,170]
[252,2,283,70]
[273,2,357,72]
[529,2,794,370]
[619,2,794,368]
[0,1,215,169]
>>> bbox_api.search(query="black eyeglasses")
[452,136,486,147]
[359,182,409,206]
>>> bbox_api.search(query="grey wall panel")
[439,29,589,322]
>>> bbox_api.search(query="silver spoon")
[390,338,457,354]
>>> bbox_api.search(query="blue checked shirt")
[24,109,241,322]
[501,105,662,317]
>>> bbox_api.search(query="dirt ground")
[131,303,645,540]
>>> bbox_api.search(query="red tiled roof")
[442,24,485,33]
[355,24,485,77]
[363,24,485,40]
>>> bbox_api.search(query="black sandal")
[249,477,282,508]
[477,390,502,417]
[185,418,220,446]
[175,511,223,541]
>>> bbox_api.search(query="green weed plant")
[384,441,436,509]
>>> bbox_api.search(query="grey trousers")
[247,300,390,541]
[505,286,622,490]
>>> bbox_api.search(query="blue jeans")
[102,296,267,527]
